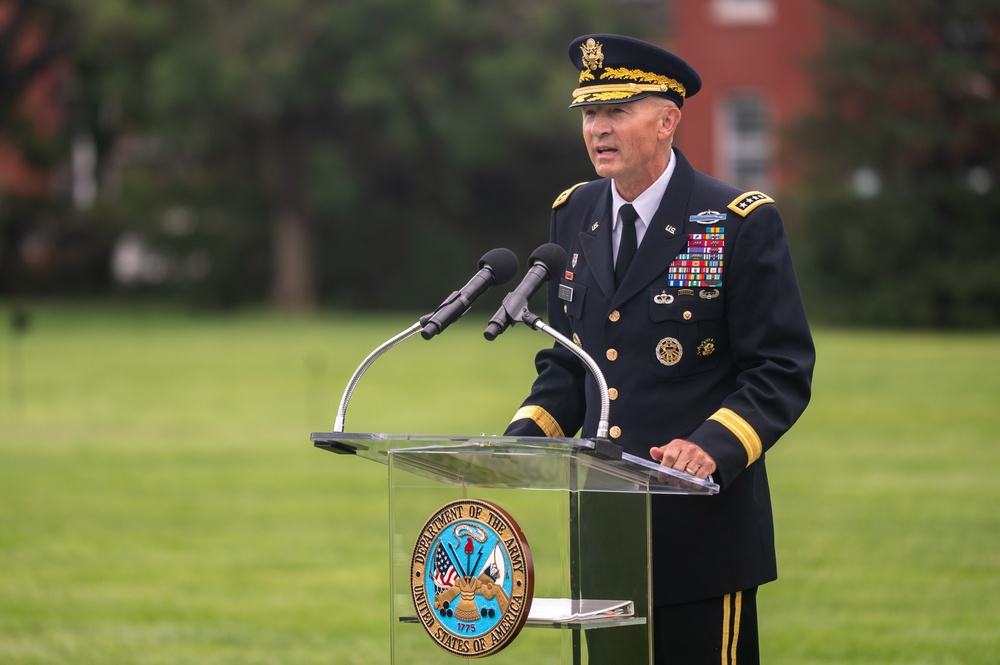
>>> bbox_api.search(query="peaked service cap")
[569,34,702,108]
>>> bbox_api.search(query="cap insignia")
[579,38,605,82]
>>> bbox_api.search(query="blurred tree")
[0,0,86,294]
[70,0,640,311]
[0,0,73,170]
[789,0,1000,327]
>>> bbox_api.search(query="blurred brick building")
[0,1,68,198]
[669,0,824,192]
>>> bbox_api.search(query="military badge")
[727,191,775,217]
[655,337,683,366]
[410,499,534,658]
[653,291,674,305]
[689,210,727,224]
[580,38,605,74]
[697,338,716,357]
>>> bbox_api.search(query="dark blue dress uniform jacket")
[504,149,815,606]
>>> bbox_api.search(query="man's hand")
[650,439,717,479]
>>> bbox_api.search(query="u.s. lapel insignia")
[410,499,534,657]
[655,337,683,366]
[591,221,600,232]
[665,224,677,235]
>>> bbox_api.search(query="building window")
[718,94,771,190]
[710,0,776,26]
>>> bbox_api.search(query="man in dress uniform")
[504,34,815,664]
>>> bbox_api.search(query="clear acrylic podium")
[312,431,719,664]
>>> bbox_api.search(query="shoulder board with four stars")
[727,191,775,217]
[552,182,590,209]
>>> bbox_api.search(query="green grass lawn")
[1,303,998,664]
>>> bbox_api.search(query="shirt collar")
[611,148,677,229]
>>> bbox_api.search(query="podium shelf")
[399,596,647,631]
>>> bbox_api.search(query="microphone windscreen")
[528,243,568,276]
[479,248,519,285]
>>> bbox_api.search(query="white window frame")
[715,93,772,191]
[710,0,776,26]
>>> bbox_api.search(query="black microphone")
[483,243,567,341]
[420,248,519,340]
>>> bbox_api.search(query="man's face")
[581,97,678,196]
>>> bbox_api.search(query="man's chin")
[591,162,619,179]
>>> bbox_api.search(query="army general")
[504,34,815,664]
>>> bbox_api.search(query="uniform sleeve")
[504,212,588,439]
[686,204,815,488]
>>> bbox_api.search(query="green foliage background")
[1,0,642,309]
[789,0,1000,326]
[4,1,1000,325]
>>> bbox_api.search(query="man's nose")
[588,117,612,136]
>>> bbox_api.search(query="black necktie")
[615,204,639,288]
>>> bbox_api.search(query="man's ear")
[659,106,682,140]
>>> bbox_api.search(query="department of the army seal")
[410,499,534,658]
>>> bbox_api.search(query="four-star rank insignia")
[727,191,774,217]
[410,499,534,658]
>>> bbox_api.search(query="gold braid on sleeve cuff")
[708,408,762,467]
[510,406,565,439]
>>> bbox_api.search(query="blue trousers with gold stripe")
[585,588,759,664]
[652,589,759,665]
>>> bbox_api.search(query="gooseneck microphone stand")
[333,321,424,434]
[333,307,612,442]
[488,306,611,441]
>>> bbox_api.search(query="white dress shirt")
[611,148,677,267]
